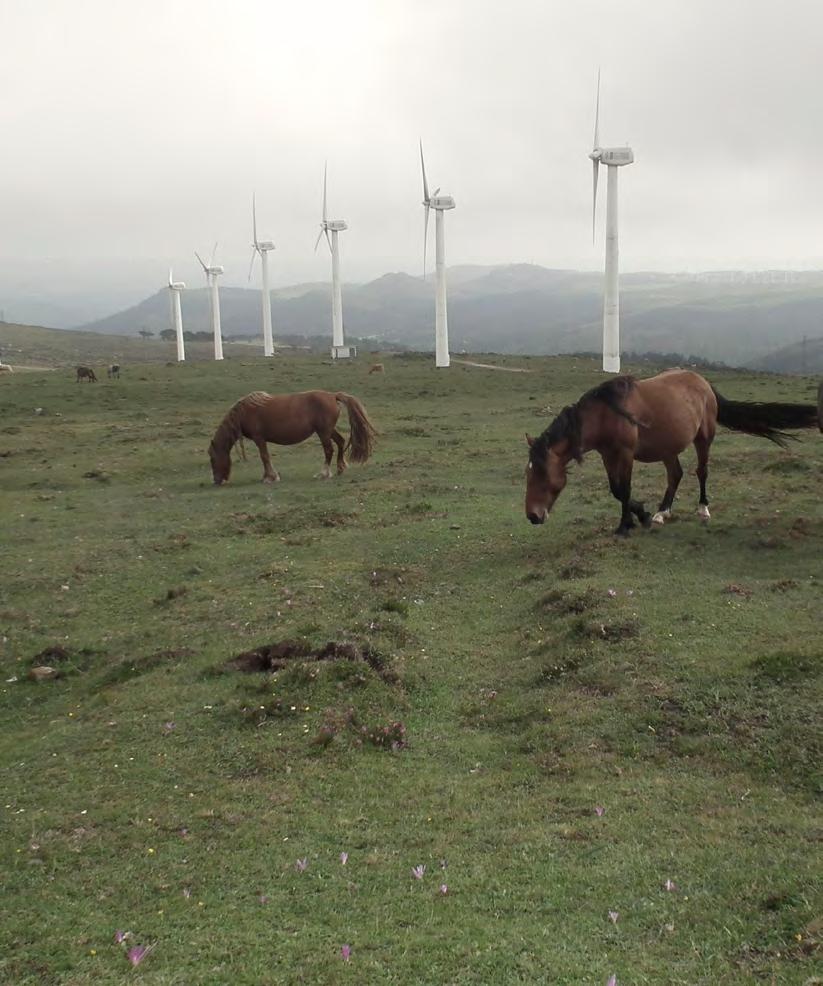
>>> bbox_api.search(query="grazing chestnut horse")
[525,369,819,536]
[76,366,97,383]
[209,390,376,485]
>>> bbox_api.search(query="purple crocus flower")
[411,864,426,880]
[594,806,605,817]
[296,857,308,872]
[127,944,152,967]
[339,852,348,865]
[606,976,617,986]
[113,930,129,944]
[608,910,619,924]
[439,883,448,895]
[340,944,351,962]
[664,878,677,892]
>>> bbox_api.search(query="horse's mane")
[210,391,271,454]
[530,376,638,467]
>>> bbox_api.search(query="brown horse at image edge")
[525,369,819,536]
[209,390,376,484]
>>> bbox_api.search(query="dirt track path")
[451,359,534,373]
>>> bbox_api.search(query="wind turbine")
[167,269,186,362]
[195,246,224,361]
[249,194,275,357]
[589,71,634,374]
[314,164,351,359]
[420,140,455,369]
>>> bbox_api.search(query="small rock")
[28,666,59,682]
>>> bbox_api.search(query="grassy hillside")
[0,355,820,984]
[0,322,303,370]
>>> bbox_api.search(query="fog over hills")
[73,264,823,371]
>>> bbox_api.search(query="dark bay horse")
[525,369,819,536]
[76,366,97,382]
[209,390,376,485]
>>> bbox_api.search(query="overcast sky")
[2,0,822,310]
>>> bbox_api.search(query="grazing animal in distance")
[0,363,13,374]
[368,363,385,375]
[525,369,820,536]
[209,390,377,485]
[76,366,97,383]
[108,364,120,379]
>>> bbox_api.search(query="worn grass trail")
[1,355,821,985]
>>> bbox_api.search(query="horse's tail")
[712,386,818,448]
[335,392,377,464]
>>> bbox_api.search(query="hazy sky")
[2,0,822,311]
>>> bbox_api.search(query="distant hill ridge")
[73,263,823,372]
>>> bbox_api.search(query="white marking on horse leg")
[697,504,710,520]
[652,510,671,525]
[263,471,280,484]
[315,464,331,479]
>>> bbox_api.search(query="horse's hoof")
[614,526,632,538]
[697,505,711,521]
[315,470,331,480]
[640,513,653,529]
[263,473,280,484]
[652,510,670,525]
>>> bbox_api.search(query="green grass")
[1,353,821,985]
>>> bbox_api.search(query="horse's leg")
[331,429,346,474]
[603,450,647,536]
[315,435,333,479]
[652,455,684,525]
[693,432,713,520]
[253,438,279,483]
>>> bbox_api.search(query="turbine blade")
[194,251,208,272]
[422,204,430,280]
[593,68,601,149]
[419,139,429,202]
[211,242,218,265]
[168,267,173,287]
[592,159,599,243]
[314,228,324,252]
[322,162,328,222]
[247,247,258,282]
[252,193,258,247]
[433,187,440,198]
[324,228,332,253]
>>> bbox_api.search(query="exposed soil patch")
[538,588,598,615]
[98,647,193,686]
[226,638,398,683]
[31,644,72,664]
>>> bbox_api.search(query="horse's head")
[209,441,231,485]
[525,434,569,524]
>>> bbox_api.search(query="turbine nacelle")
[322,219,348,232]
[206,265,224,276]
[255,240,275,251]
[427,195,455,211]
[590,146,634,167]
[169,281,186,291]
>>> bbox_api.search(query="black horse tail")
[712,386,819,448]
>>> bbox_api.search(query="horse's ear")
[525,433,535,447]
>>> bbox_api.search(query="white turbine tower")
[249,194,275,357]
[315,164,351,359]
[167,269,186,362]
[420,141,455,369]
[590,72,634,374]
[195,246,224,361]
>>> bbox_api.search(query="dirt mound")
[226,639,396,682]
